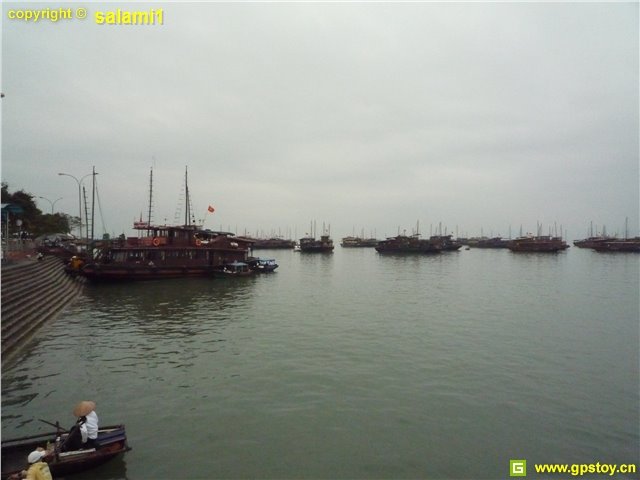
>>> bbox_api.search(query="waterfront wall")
[1,256,84,366]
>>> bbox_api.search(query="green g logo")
[510,459,527,477]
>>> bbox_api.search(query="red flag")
[207,205,215,213]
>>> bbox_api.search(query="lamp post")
[38,196,63,214]
[58,172,93,240]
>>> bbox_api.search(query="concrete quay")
[1,256,84,366]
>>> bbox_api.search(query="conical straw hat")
[73,400,96,417]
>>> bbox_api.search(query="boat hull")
[592,240,640,252]
[81,264,218,281]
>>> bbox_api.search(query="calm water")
[2,247,639,479]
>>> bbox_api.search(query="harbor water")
[1,247,638,479]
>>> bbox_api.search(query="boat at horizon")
[467,237,510,249]
[299,234,334,253]
[300,221,334,253]
[375,234,441,254]
[428,234,463,251]
[591,237,640,253]
[507,235,569,253]
[340,236,378,248]
[238,237,295,249]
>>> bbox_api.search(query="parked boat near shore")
[79,168,254,281]
[81,224,253,281]
[247,257,279,272]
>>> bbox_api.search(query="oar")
[38,419,69,433]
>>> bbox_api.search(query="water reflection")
[76,277,258,338]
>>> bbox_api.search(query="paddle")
[38,419,69,433]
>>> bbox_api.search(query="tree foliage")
[2,182,75,237]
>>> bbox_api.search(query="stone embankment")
[1,256,84,366]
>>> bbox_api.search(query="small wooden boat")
[214,261,254,276]
[247,257,279,272]
[1,424,130,480]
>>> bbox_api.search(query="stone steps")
[1,256,84,365]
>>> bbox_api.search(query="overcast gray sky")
[2,2,638,240]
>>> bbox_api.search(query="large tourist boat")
[375,234,441,254]
[507,235,569,253]
[80,224,254,281]
[79,167,254,281]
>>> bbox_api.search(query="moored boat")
[1,424,130,480]
[507,235,569,252]
[299,234,334,253]
[375,234,441,254]
[213,261,254,276]
[81,225,254,281]
[467,237,510,249]
[428,235,462,251]
[573,236,613,249]
[591,237,640,252]
[239,237,295,249]
[247,257,279,272]
[340,236,378,248]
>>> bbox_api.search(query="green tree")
[2,183,76,236]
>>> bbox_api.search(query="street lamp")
[58,172,93,240]
[38,196,63,214]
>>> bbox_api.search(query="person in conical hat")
[72,400,99,450]
[72,401,96,417]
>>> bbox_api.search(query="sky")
[1,1,638,240]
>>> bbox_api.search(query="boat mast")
[91,166,96,241]
[147,166,153,236]
[184,166,190,226]
[625,217,629,239]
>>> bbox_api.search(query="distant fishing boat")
[375,234,441,254]
[340,236,378,248]
[467,237,510,249]
[428,235,462,251]
[573,237,612,249]
[300,221,334,253]
[240,237,295,249]
[591,238,640,253]
[299,234,334,253]
[574,222,614,249]
[507,235,569,253]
